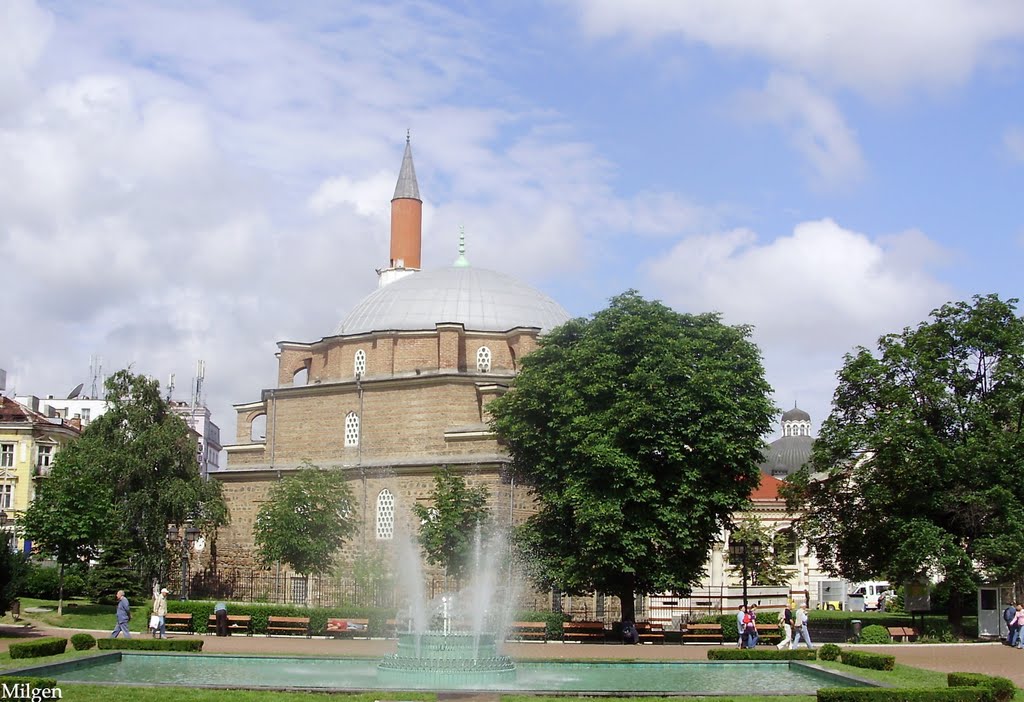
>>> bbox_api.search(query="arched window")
[476,346,492,373]
[376,489,395,540]
[292,367,308,386]
[774,528,798,565]
[354,349,366,378]
[344,411,360,447]
[250,413,267,442]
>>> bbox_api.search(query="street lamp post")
[167,522,201,600]
[729,539,763,610]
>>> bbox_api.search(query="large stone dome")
[336,266,571,336]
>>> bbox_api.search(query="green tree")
[20,437,112,614]
[412,467,491,585]
[788,294,1024,631]
[253,463,358,599]
[22,369,228,599]
[0,532,28,617]
[727,518,790,587]
[489,291,776,622]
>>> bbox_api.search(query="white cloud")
[570,0,1024,98]
[645,218,953,432]
[1005,126,1024,162]
[737,73,865,187]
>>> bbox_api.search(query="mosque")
[212,140,826,611]
[214,138,570,579]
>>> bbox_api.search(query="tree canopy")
[788,294,1024,627]
[253,463,358,585]
[489,291,775,622]
[22,369,227,602]
[413,467,491,584]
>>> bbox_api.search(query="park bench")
[681,623,723,643]
[636,621,665,644]
[267,615,311,638]
[562,621,607,643]
[886,626,918,642]
[754,623,783,645]
[163,613,194,634]
[206,614,253,636]
[326,618,370,638]
[507,621,547,642]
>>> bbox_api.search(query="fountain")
[377,528,518,686]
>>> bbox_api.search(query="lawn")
[3,597,150,635]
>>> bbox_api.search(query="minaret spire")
[379,133,423,287]
[454,226,469,267]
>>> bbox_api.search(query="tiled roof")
[751,474,786,501]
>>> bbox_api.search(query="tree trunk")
[948,589,964,636]
[57,562,65,617]
[619,573,637,623]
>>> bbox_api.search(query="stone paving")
[4,622,1024,689]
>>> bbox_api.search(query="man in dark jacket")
[110,590,131,638]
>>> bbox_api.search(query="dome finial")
[406,128,410,145]
[454,226,470,267]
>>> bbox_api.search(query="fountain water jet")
[378,528,517,685]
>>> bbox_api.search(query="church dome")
[782,406,811,422]
[760,435,814,478]
[336,266,571,336]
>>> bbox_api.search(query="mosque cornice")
[261,371,512,401]
[277,324,545,352]
[211,454,511,482]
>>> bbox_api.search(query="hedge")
[97,638,203,652]
[0,676,60,700]
[818,688,991,702]
[164,601,396,637]
[70,633,96,651]
[7,637,68,659]
[819,643,842,661]
[839,649,895,671]
[707,648,817,661]
[859,624,892,644]
[947,673,1015,702]
[513,611,569,640]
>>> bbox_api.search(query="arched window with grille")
[476,346,492,373]
[344,411,360,447]
[354,349,366,378]
[376,489,395,540]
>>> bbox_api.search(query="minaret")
[378,132,422,287]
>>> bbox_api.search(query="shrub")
[839,649,896,671]
[859,624,891,644]
[8,637,68,659]
[96,638,203,652]
[818,688,989,702]
[165,600,397,637]
[0,676,59,695]
[70,633,96,651]
[707,648,817,660]
[819,643,841,661]
[513,611,568,640]
[948,673,1015,702]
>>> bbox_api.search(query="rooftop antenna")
[89,355,104,398]
[67,383,84,400]
[166,373,175,403]
[191,360,205,409]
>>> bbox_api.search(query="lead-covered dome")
[336,266,571,336]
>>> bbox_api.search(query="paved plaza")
[4,622,1024,689]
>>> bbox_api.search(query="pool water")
[47,654,871,693]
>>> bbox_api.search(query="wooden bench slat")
[326,618,370,638]
[507,621,547,642]
[562,621,607,643]
[267,615,311,638]
[163,613,194,634]
[207,614,253,636]
[681,623,723,644]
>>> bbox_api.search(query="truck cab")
[852,582,891,610]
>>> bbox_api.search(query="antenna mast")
[89,355,104,398]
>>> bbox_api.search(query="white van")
[852,582,891,610]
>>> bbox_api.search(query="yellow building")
[0,396,80,550]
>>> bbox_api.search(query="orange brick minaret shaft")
[389,135,422,270]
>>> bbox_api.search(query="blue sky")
[2,0,1023,440]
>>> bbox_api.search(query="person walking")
[152,587,169,639]
[1013,605,1024,649]
[736,605,746,647]
[791,604,813,650]
[746,605,759,648]
[777,602,794,650]
[110,590,132,639]
[1003,603,1018,646]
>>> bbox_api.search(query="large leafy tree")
[413,467,491,585]
[788,294,1024,630]
[253,463,359,596]
[22,369,228,600]
[727,518,791,587]
[489,291,776,622]
[0,532,28,617]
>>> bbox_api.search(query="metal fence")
[189,569,401,609]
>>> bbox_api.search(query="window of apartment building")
[0,444,13,468]
[476,346,492,373]
[81,408,91,423]
[37,445,53,469]
[344,412,360,447]
[376,489,395,540]
[354,349,367,378]
[0,484,12,510]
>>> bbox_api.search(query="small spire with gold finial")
[453,225,470,267]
